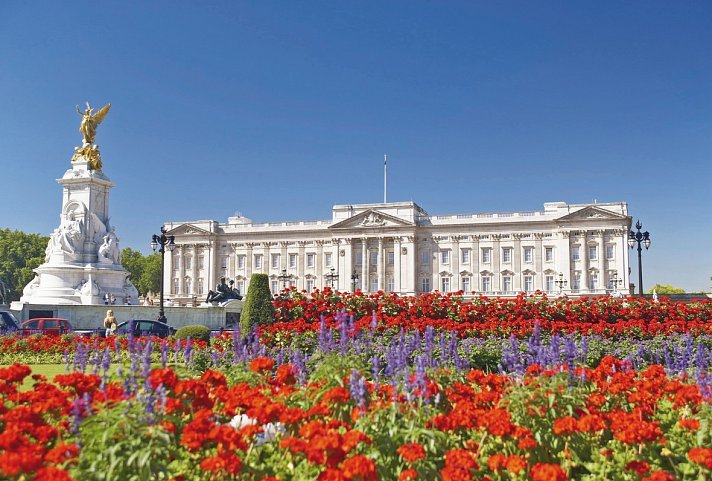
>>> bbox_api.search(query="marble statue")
[97,227,120,264]
[46,211,85,260]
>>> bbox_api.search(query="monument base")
[20,263,138,306]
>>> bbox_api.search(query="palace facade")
[163,200,632,304]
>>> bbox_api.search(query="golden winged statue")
[76,102,111,145]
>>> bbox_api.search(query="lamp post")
[351,270,359,292]
[554,273,568,294]
[325,268,338,291]
[277,269,290,291]
[628,220,651,296]
[151,226,175,323]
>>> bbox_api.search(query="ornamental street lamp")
[151,226,176,323]
[325,268,338,290]
[277,269,290,291]
[351,270,359,292]
[554,273,568,294]
[628,220,651,296]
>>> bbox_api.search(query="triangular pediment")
[166,224,213,236]
[329,209,415,229]
[556,206,628,222]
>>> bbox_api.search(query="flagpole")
[384,154,387,203]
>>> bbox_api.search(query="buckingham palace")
[162,200,632,304]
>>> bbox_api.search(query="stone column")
[513,235,522,292]
[452,236,461,291]
[394,237,402,293]
[245,243,254,293]
[361,238,368,292]
[298,241,306,288]
[471,235,480,291]
[343,238,353,291]
[492,235,501,292]
[579,231,588,292]
[596,230,605,291]
[192,244,198,296]
[377,237,384,292]
[316,240,325,286]
[534,233,544,291]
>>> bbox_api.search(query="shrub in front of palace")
[175,325,212,343]
[240,273,275,334]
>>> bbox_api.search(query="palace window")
[173,278,180,294]
[523,247,534,263]
[441,250,450,265]
[606,245,615,260]
[370,251,378,266]
[307,253,315,268]
[184,277,192,293]
[236,280,244,294]
[481,275,491,292]
[185,257,192,270]
[481,248,491,264]
[289,254,297,268]
[355,251,363,266]
[572,273,581,291]
[271,254,280,269]
[306,279,314,292]
[502,248,512,264]
[197,278,204,295]
[590,272,599,290]
[524,275,534,292]
[198,256,205,270]
[462,277,470,292]
[545,247,554,262]
[221,256,229,269]
[237,255,245,269]
[254,255,263,270]
[545,275,554,291]
[502,275,512,292]
[325,253,333,267]
[420,251,430,266]
[387,277,395,292]
[572,246,580,261]
[461,248,470,264]
[271,281,278,295]
[387,251,395,266]
[370,278,379,292]
[173,256,180,270]
[441,277,450,292]
[421,277,431,293]
[588,245,598,260]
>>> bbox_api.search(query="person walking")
[103,309,117,336]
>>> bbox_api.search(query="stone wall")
[15,303,242,331]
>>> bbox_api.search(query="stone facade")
[164,201,632,304]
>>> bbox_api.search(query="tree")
[240,273,275,335]
[0,228,49,302]
[120,248,161,297]
[647,284,686,295]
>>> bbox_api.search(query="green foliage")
[647,284,686,294]
[240,273,275,334]
[175,324,211,342]
[120,248,161,296]
[71,401,177,481]
[0,228,49,302]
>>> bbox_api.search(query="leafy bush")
[240,273,275,335]
[174,324,211,342]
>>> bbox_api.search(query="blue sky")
[1,1,710,292]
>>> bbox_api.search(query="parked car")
[0,309,20,331]
[20,318,73,335]
[114,319,176,338]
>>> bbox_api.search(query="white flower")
[229,414,256,430]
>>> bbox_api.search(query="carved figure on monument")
[205,277,243,304]
[23,276,40,297]
[97,227,121,264]
[47,211,85,260]
[361,212,385,227]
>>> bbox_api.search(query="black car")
[0,310,20,332]
[115,319,176,338]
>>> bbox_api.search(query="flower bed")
[1,353,711,480]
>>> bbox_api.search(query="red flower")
[200,451,242,475]
[530,463,567,481]
[678,418,700,431]
[148,368,178,390]
[341,454,378,481]
[397,443,426,463]
[641,470,675,481]
[625,461,650,475]
[275,364,297,385]
[688,447,712,470]
[553,416,578,436]
[399,468,418,481]
[31,466,77,481]
[250,357,275,374]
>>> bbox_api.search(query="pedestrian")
[126,295,132,305]
[110,294,116,305]
[103,309,117,337]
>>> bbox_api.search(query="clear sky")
[1,1,710,292]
